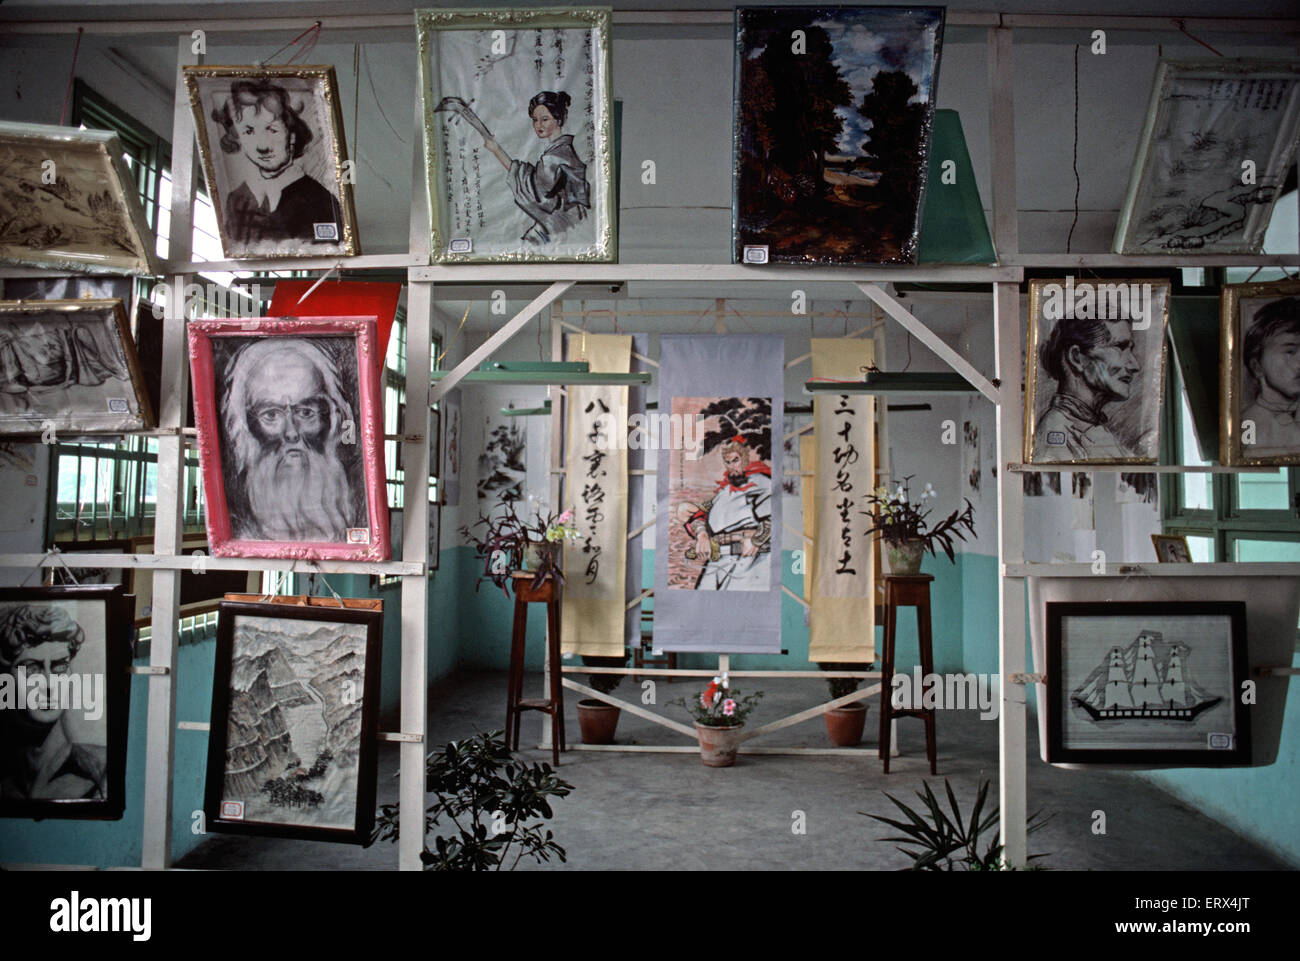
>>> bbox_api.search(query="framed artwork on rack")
[1045,601,1250,765]
[0,121,159,276]
[48,542,127,587]
[183,65,361,260]
[732,6,945,265]
[188,316,390,561]
[1114,59,1300,255]
[415,7,615,263]
[439,387,462,506]
[0,585,132,820]
[1023,278,1171,465]
[1220,279,1300,466]
[1150,534,1192,563]
[125,534,261,628]
[204,598,383,844]
[0,299,156,437]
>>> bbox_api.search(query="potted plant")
[864,476,976,575]
[576,652,627,744]
[818,661,869,746]
[460,503,579,597]
[674,673,762,767]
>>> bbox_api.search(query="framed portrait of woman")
[0,585,133,820]
[0,298,155,436]
[183,65,361,260]
[416,7,615,264]
[187,316,390,561]
[1220,279,1300,465]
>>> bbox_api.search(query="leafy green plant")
[581,652,628,696]
[818,661,865,700]
[370,730,574,871]
[863,779,1051,871]
[863,476,975,562]
[673,673,763,727]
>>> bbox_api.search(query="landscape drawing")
[733,6,944,264]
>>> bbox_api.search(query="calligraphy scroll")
[809,338,876,662]
[562,333,631,657]
[655,335,784,654]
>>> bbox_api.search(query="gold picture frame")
[1219,279,1300,466]
[183,65,361,260]
[1023,278,1170,466]
[1151,533,1192,563]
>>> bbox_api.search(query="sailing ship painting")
[1070,630,1222,722]
[1047,602,1249,763]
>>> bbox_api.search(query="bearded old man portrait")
[217,337,365,542]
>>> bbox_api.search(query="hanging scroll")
[809,339,876,662]
[655,335,784,654]
[562,333,631,657]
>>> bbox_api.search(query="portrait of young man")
[1238,295,1300,457]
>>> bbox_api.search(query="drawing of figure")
[683,436,772,591]
[435,91,591,245]
[219,338,363,542]
[0,318,127,408]
[0,604,105,801]
[211,79,342,246]
[1239,297,1300,452]
[1034,317,1143,461]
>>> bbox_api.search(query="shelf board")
[1009,463,1280,474]
[0,553,424,576]
[806,373,975,394]
[433,370,650,386]
[1005,562,1300,577]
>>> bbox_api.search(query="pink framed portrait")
[188,316,389,561]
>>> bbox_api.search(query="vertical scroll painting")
[205,600,383,843]
[0,299,155,436]
[0,121,158,276]
[732,6,944,265]
[439,387,463,506]
[416,7,615,263]
[1220,280,1300,466]
[184,66,361,259]
[655,336,785,654]
[0,586,132,820]
[1024,279,1170,465]
[1045,601,1249,765]
[188,317,389,561]
[1114,60,1300,255]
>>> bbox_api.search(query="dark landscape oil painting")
[733,6,944,265]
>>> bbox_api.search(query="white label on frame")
[743,245,769,265]
[314,223,339,241]
[347,528,370,544]
[1207,733,1234,750]
[107,398,129,413]
[220,800,244,819]
[449,238,473,254]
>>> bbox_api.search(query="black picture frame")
[0,585,132,821]
[1045,601,1250,765]
[204,600,383,844]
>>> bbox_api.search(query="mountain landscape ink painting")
[733,6,944,265]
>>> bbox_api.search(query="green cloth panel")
[917,109,995,264]
[1168,296,1222,463]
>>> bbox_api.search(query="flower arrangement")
[674,673,763,728]
[460,502,579,597]
[863,475,976,562]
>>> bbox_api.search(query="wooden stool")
[504,572,565,766]
[878,574,937,775]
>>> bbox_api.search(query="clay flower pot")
[825,703,868,746]
[576,699,620,744]
[695,721,745,767]
[884,539,926,575]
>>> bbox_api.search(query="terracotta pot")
[884,540,926,575]
[825,703,868,746]
[576,699,620,745]
[695,721,745,767]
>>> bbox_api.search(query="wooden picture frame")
[1023,278,1170,465]
[204,599,383,844]
[0,585,132,820]
[1151,533,1193,563]
[48,541,128,588]
[183,65,361,260]
[0,298,156,436]
[187,316,390,561]
[415,7,616,264]
[1219,279,1300,466]
[125,534,260,628]
[0,121,159,276]
[1114,59,1300,255]
[1045,601,1250,765]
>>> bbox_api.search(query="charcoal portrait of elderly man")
[1031,316,1158,463]
[216,337,366,542]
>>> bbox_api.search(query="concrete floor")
[177,670,1291,871]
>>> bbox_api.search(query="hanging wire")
[1172,18,1225,57]
[352,43,361,156]
[1066,44,1081,254]
[435,302,471,367]
[263,21,322,66]
[58,27,85,125]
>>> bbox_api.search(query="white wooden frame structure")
[0,8,1295,871]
